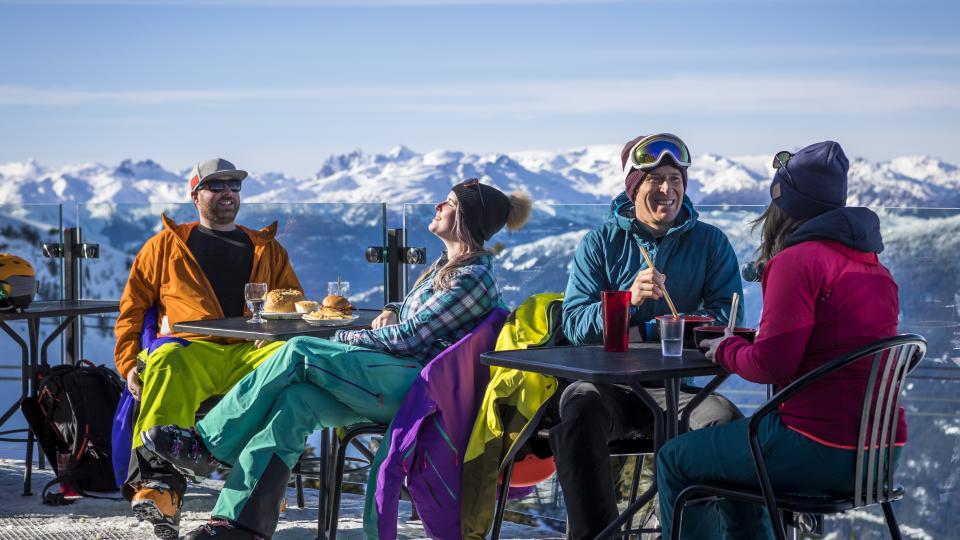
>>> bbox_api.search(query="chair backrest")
[847,335,926,506]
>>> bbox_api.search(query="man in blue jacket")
[552,133,747,539]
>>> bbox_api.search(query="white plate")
[302,314,361,327]
[260,311,303,320]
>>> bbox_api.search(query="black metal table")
[172,308,380,341]
[173,307,379,540]
[481,342,729,540]
[0,299,120,495]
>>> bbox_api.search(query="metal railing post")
[366,227,425,305]
[44,227,99,365]
[387,228,402,303]
[62,227,81,365]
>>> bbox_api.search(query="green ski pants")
[195,336,422,537]
[134,340,285,451]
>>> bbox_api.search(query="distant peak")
[387,145,416,160]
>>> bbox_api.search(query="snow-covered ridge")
[2,147,958,208]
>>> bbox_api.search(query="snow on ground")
[0,459,559,539]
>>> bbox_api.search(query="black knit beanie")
[451,178,512,244]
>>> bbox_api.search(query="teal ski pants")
[195,336,422,537]
[657,412,902,539]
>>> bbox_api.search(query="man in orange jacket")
[114,158,301,539]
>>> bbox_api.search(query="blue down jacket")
[562,192,744,344]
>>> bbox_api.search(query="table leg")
[593,382,672,540]
[0,321,28,429]
[665,378,679,440]
[678,374,729,436]
[598,375,727,540]
[23,319,40,496]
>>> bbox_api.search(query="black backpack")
[21,360,123,500]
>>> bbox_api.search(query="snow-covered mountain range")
[3,145,959,208]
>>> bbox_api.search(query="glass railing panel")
[402,203,611,307]
[74,202,387,368]
[402,202,959,538]
[0,204,63,456]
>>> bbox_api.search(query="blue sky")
[1,0,958,176]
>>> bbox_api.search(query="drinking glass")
[328,281,350,298]
[658,316,685,357]
[602,290,631,352]
[244,282,268,324]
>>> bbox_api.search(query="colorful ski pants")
[195,336,422,538]
[134,340,285,451]
[125,340,285,498]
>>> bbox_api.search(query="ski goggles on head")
[623,134,691,177]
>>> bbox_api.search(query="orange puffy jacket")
[114,214,302,378]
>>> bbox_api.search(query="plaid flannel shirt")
[332,254,500,364]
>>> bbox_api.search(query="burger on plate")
[305,295,354,320]
[322,294,353,317]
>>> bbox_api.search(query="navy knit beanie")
[771,141,849,220]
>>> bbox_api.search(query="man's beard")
[199,199,239,225]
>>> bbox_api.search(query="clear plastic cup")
[658,316,685,357]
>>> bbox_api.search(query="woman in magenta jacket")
[656,141,901,539]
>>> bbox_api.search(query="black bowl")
[693,325,757,353]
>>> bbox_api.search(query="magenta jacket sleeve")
[715,248,820,386]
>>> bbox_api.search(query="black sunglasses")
[772,150,795,186]
[463,178,486,212]
[200,179,243,193]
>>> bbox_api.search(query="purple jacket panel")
[373,308,508,540]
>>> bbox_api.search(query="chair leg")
[625,455,643,533]
[328,433,352,540]
[490,459,515,540]
[669,487,698,540]
[881,501,903,540]
[316,429,330,540]
[296,473,305,508]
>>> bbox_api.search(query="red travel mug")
[602,290,631,352]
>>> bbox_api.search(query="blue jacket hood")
[608,191,699,240]
[785,207,884,254]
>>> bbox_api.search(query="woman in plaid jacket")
[142,179,531,540]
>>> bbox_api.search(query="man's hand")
[629,267,666,307]
[371,310,398,330]
[254,339,269,349]
[701,327,734,363]
[126,368,143,401]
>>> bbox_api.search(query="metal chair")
[670,334,927,540]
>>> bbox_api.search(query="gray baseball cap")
[189,158,248,192]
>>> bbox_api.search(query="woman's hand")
[700,327,734,363]
[629,267,666,307]
[126,368,143,401]
[371,310,398,330]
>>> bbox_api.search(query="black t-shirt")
[186,225,254,318]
